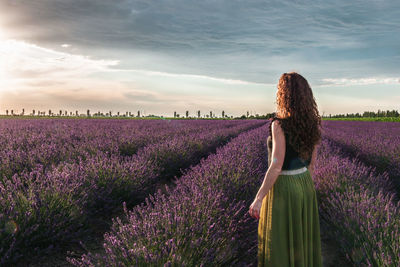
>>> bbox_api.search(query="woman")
[249,72,323,266]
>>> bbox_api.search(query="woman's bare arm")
[254,120,285,202]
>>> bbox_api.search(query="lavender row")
[67,123,271,266]
[68,122,400,266]
[322,120,400,180]
[0,120,265,265]
[0,118,243,179]
[313,137,400,266]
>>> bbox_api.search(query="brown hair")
[275,72,322,161]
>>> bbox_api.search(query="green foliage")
[322,117,400,122]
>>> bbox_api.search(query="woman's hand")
[249,197,263,220]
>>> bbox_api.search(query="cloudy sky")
[0,0,399,117]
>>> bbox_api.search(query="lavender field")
[0,118,265,265]
[1,119,399,266]
[322,121,400,195]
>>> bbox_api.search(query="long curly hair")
[275,72,322,161]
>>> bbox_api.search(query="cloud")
[0,39,127,110]
[0,39,119,87]
[110,68,272,86]
[317,93,400,115]
[318,77,400,86]
[123,90,161,103]
[0,38,272,115]
[26,80,66,87]
[0,38,268,90]
[1,0,399,84]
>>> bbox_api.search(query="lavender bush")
[322,120,400,181]
[0,118,245,179]
[314,136,400,266]
[0,118,265,265]
[67,123,270,266]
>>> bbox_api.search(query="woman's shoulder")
[268,115,281,121]
[269,116,285,124]
[268,116,283,136]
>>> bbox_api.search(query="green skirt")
[257,169,323,267]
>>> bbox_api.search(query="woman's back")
[267,117,312,170]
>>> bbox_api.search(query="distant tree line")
[172,110,274,119]
[2,108,399,119]
[325,109,400,118]
[173,110,235,119]
[2,109,150,118]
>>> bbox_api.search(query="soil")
[320,220,352,267]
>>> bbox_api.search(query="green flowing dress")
[258,118,323,267]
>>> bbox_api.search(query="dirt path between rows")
[320,219,351,267]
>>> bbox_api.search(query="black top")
[267,117,311,170]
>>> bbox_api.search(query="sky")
[0,0,399,117]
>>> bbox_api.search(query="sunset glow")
[0,29,10,90]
